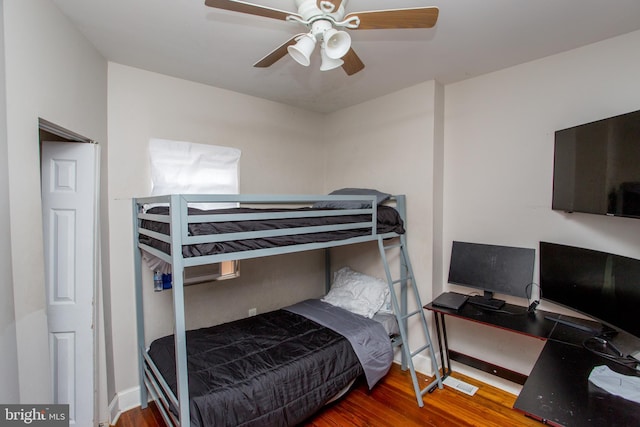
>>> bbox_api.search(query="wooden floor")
[115,364,541,426]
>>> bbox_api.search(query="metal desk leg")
[433,312,452,379]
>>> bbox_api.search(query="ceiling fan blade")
[316,0,343,11]
[204,0,300,21]
[341,48,364,76]
[253,34,303,68]
[345,7,439,30]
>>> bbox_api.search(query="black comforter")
[148,309,363,427]
[139,205,405,258]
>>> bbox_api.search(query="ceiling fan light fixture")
[319,47,344,71]
[287,33,316,66]
[205,1,440,77]
[322,28,351,59]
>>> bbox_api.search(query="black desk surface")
[515,340,640,426]
[425,296,626,345]
[425,299,556,340]
[425,294,640,426]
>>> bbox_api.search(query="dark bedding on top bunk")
[147,300,392,427]
[139,205,405,258]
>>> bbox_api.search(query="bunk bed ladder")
[378,235,443,407]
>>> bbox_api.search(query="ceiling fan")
[204,0,439,75]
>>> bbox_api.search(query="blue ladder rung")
[410,343,432,358]
[391,276,413,285]
[383,243,403,250]
[401,309,422,320]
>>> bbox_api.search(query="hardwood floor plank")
[114,364,539,426]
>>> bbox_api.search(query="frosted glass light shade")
[287,34,316,66]
[320,47,344,71]
[323,28,351,59]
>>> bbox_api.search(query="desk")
[425,294,640,426]
[425,299,556,384]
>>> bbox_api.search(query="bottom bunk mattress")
[147,299,393,427]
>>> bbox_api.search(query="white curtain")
[148,138,241,210]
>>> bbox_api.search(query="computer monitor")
[540,241,640,339]
[448,241,536,309]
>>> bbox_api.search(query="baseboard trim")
[108,386,141,425]
[393,352,435,377]
[451,361,523,396]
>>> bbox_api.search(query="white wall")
[0,0,20,404]
[324,80,441,286]
[324,80,444,372]
[106,63,329,401]
[442,29,640,392]
[2,0,108,412]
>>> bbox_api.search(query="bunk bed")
[133,193,442,426]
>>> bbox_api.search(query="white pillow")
[322,267,389,318]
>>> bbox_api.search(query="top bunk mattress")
[139,205,405,258]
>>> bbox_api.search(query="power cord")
[525,282,540,312]
[582,337,640,374]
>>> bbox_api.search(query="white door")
[41,141,98,426]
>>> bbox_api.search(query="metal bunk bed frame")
[132,193,442,426]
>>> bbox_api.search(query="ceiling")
[52,0,640,113]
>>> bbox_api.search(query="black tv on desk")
[540,241,640,338]
[448,241,536,309]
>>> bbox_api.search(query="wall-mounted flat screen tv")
[552,109,640,218]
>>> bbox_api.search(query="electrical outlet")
[248,307,257,317]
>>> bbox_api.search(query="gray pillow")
[313,188,391,209]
